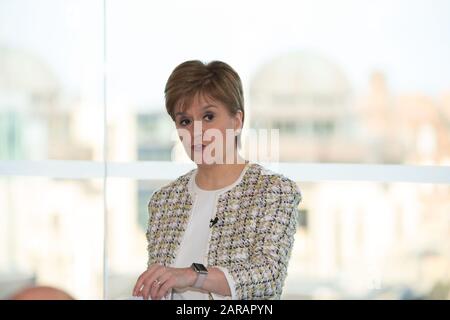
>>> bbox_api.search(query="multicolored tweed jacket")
[146,162,302,300]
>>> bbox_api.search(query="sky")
[1,0,450,110]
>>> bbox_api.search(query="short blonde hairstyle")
[164,60,245,126]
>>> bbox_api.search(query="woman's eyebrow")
[175,111,186,117]
[202,104,218,110]
[175,105,217,117]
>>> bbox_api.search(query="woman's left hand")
[133,264,196,300]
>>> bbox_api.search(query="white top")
[169,163,250,300]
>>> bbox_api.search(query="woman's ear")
[234,110,243,133]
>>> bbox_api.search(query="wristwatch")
[191,262,208,289]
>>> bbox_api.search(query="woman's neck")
[195,154,248,191]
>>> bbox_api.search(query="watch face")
[193,263,208,273]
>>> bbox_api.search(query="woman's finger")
[133,264,160,297]
[156,274,175,300]
[135,264,161,297]
[132,270,148,297]
[149,268,167,300]
[143,267,165,300]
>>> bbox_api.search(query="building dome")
[250,51,351,108]
[0,46,59,95]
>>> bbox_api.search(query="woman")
[133,60,302,300]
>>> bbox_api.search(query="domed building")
[0,46,59,96]
[248,51,361,162]
[0,46,61,160]
[0,46,104,299]
[0,46,96,160]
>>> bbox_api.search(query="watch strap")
[193,271,207,289]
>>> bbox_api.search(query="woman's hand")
[132,264,196,300]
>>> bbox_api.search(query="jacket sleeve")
[146,190,159,269]
[225,177,302,299]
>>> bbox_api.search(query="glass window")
[1,0,449,300]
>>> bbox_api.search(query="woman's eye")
[179,119,191,126]
[204,113,214,121]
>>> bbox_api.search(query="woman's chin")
[190,155,219,166]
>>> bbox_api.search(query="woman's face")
[174,92,242,165]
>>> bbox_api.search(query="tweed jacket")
[146,162,302,300]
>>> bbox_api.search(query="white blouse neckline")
[188,162,250,196]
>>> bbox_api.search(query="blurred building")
[358,72,450,165]
[249,51,450,299]
[0,46,104,299]
[249,51,450,165]
[0,46,449,299]
[249,51,357,162]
